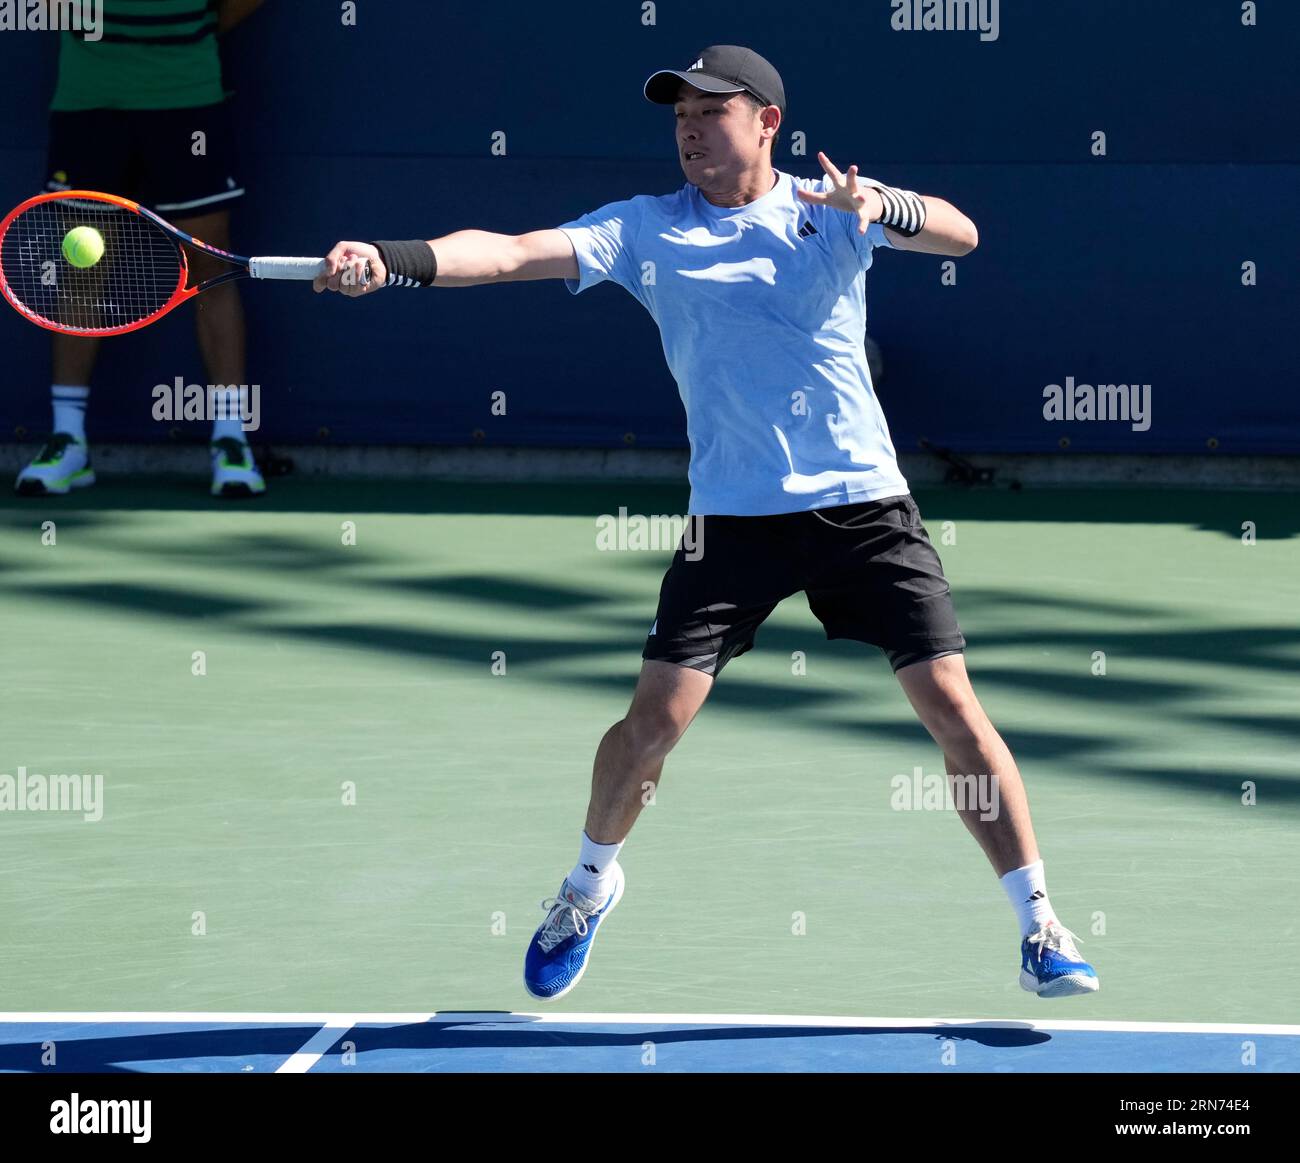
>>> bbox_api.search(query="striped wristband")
[371,240,438,287]
[869,185,927,237]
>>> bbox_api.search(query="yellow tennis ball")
[62,226,105,269]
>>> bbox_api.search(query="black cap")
[643,45,786,116]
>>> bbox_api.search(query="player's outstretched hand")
[313,242,386,296]
[795,152,885,236]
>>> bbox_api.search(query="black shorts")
[643,494,966,676]
[45,103,244,217]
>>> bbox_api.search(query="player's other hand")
[314,242,386,296]
[795,152,884,236]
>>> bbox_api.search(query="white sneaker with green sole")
[210,437,266,498]
[14,433,95,496]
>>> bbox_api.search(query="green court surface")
[0,479,1296,1023]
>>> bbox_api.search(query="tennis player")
[314,45,1099,1002]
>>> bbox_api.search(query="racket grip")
[249,256,373,284]
[249,256,327,280]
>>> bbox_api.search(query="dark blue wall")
[1,0,1297,453]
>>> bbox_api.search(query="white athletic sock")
[210,387,248,443]
[51,384,89,441]
[1000,859,1057,937]
[566,831,624,902]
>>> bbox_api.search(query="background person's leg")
[172,209,264,496]
[141,99,258,495]
[16,110,127,495]
[52,333,100,389]
[173,209,246,389]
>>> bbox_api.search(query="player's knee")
[924,700,987,750]
[619,708,688,761]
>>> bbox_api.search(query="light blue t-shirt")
[558,169,910,516]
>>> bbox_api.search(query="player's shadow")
[0,1017,1051,1072]
[314,1017,1053,1064]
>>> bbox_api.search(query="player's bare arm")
[797,150,978,256]
[312,230,578,296]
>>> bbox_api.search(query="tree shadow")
[0,478,1296,537]
[0,495,1293,815]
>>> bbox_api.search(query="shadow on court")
[0,1017,1054,1072]
[0,476,1297,538]
[0,480,1296,817]
[0,1025,323,1073]
[332,1018,1051,1057]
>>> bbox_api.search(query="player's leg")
[894,651,1037,875]
[577,514,789,881]
[804,493,1097,997]
[805,495,1027,872]
[584,658,714,845]
[523,514,794,1000]
[523,660,715,1001]
[895,652,1098,996]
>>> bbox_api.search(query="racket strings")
[0,199,184,333]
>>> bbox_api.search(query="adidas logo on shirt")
[797,220,818,239]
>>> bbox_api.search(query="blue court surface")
[2,1014,1297,1073]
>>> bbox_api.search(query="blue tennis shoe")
[1020,920,1099,997]
[524,864,625,1000]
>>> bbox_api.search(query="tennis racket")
[0,189,367,337]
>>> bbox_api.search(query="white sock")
[210,387,248,443]
[1000,859,1057,937]
[51,384,89,441]
[566,831,624,902]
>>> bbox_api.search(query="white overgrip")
[249,256,328,280]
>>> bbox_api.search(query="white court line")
[275,1018,358,1074]
[0,1012,1298,1036]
